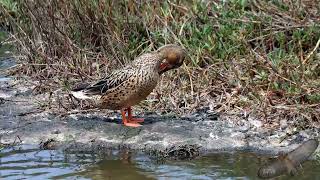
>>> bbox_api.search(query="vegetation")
[1,0,319,128]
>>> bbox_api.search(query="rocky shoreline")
[0,77,319,159]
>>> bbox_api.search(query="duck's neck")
[134,53,162,71]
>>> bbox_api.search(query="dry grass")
[1,0,320,128]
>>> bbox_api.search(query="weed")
[2,0,320,127]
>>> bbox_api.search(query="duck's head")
[157,44,186,74]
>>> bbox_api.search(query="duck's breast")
[99,70,159,110]
[128,70,160,106]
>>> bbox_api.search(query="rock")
[280,119,288,129]
[52,129,61,134]
[230,132,245,140]
[0,78,319,158]
[249,118,263,128]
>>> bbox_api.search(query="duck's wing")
[83,67,135,95]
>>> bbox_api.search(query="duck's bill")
[159,61,183,74]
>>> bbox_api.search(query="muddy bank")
[0,77,319,159]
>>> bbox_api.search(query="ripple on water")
[0,77,11,82]
[0,145,319,179]
[0,57,16,70]
[0,57,15,82]
[0,145,94,180]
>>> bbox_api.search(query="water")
[0,30,15,81]
[0,56,14,81]
[1,145,319,180]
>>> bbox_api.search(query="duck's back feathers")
[71,67,135,100]
[71,82,91,91]
[85,69,133,95]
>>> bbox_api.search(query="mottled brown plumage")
[72,44,186,127]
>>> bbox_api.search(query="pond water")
[0,30,15,80]
[1,145,319,180]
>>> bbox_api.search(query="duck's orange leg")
[127,107,144,123]
[121,108,142,127]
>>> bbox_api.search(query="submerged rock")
[257,139,319,179]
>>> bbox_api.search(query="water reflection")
[0,145,319,180]
[82,150,154,180]
[0,145,94,179]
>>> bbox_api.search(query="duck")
[71,44,186,127]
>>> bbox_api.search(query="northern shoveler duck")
[71,44,186,127]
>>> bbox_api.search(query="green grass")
[3,0,320,126]
[0,31,7,42]
[0,0,17,12]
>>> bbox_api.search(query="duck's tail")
[70,83,93,100]
[71,91,93,100]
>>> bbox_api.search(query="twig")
[303,37,320,64]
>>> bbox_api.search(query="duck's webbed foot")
[121,107,143,127]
